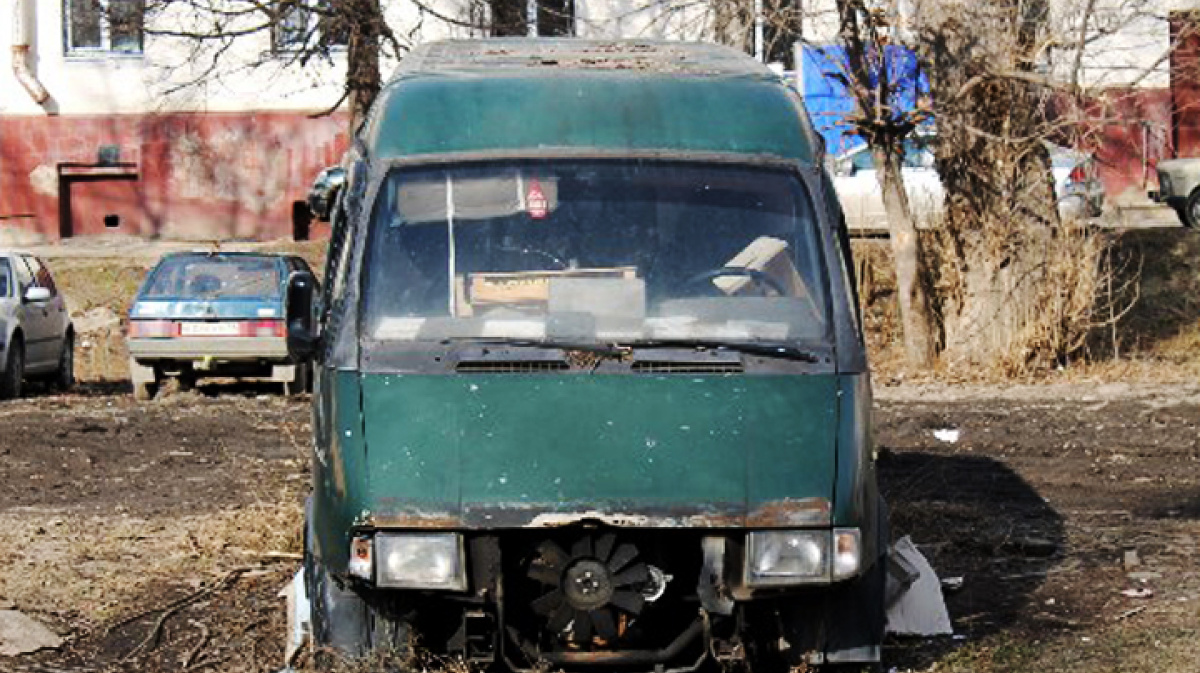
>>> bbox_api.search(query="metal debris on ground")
[884,536,954,636]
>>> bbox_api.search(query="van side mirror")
[24,286,51,303]
[286,270,320,361]
[307,166,347,222]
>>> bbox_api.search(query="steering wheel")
[685,267,788,296]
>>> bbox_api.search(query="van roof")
[392,39,774,78]
[365,39,819,165]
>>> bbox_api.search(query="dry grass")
[930,624,1200,673]
[304,647,479,673]
[852,226,1200,383]
[0,500,302,623]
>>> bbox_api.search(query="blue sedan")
[127,252,316,399]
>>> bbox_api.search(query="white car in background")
[832,134,1106,228]
[0,251,74,399]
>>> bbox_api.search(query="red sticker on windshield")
[527,179,548,219]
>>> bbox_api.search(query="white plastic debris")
[0,609,62,656]
[1120,587,1154,599]
[885,536,954,636]
[278,568,311,664]
[932,428,961,443]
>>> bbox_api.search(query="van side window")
[0,258,10,298]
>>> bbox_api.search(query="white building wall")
[1,0,487,117]
[796,0,1185,91]
[574,0,712,40]
[1,0,1190,119]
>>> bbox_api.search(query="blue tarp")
[794,45,929,157]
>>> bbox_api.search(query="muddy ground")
[1,382,1198,672]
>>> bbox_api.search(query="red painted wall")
[1171,11,1200,157]
[0,112,348,240]
[1085,88,1174,204]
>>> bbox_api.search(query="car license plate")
[180,321,240,336]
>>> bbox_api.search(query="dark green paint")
[353,374,840,522]
[311,368,368,572]
[368,75,817,164]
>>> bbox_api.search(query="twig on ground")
[1115,605,1147,621]
[115,567,253,662]
[182,619,211,669]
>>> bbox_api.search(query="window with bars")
[64,0,144,54]
[274,1,350,52]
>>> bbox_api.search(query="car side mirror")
[307,166,347,223]
[24,286,51,303]
[286,270,320,361]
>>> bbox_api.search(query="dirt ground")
[2,381,1198,672]
[1,232,1196,671]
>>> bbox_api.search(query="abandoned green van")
[289,38,885,671]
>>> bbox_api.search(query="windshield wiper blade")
[629,340,825,363]
[441,337,629,357]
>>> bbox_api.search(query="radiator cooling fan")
[527,533,653,646]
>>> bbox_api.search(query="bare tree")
[145,0,407,134]
[820,1,938,367]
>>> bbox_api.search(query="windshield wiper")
[440,337,826,363]
[441,337,630,357]
[628,340,826,363]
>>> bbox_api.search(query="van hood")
[356,374,840,529]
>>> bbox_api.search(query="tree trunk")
[917,0,1061,370]
[346,0,384,135]
[873,144,937,367]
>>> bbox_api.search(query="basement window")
[64,0,144,55]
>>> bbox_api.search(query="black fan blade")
[537,540,570,569]
[609,590,645,615]
[591,607,618,641]
[573,609,593,643]
[594,533,617,563]
[613,562,649,588]
[607,543,638,573]
[548,601,575,633]
[528,561,561,586]
[531,590,563,616]
[571,536,594,559]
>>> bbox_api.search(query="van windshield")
[363,161,829,345]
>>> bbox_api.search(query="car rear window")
[141,255,283,299]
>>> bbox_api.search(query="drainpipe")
[12,0,50,105]
[753,0,764,62]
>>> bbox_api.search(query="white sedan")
[0,251,74,398]
[832,136,1106,229]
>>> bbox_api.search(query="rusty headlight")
[745,530,830,585]
[745,529,862,586]
[374,533,467,591]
